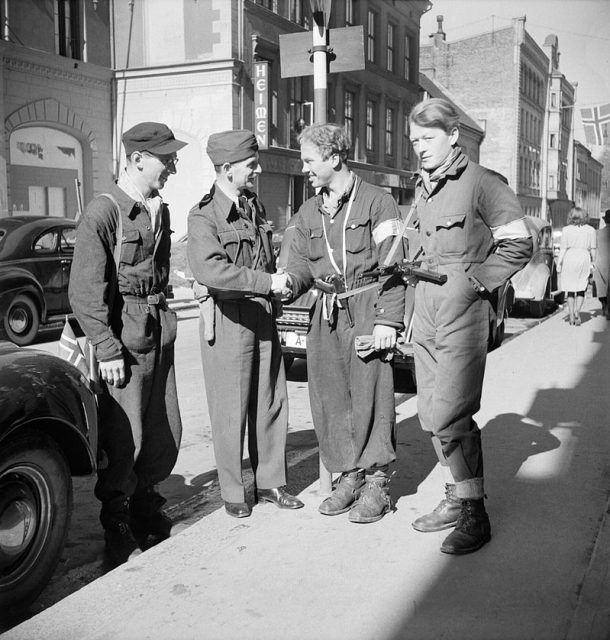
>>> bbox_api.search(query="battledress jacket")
[69,183,172,361]
[286,178,405,329]
[187,186,275,293]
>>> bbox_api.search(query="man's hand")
[99,357,126,387]
[271,271,292,299]
[373,324,397,351]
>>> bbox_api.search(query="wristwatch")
[468,276,486,294]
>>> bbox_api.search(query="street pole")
[310,1,332,494]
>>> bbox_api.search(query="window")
[403,113,411,161]
[551,93,557,108]
[60,228,76,252]
[367,10,376,63]
[345,0,354,26]
[385,107,394,156]
[344,91,355,151]
[549,175,555,190]
[54,0,81,60]
[34,231,57,253]
[550,133,557,148]
[386,24,395,72]
[366,99,376,151]
[404,35,412,82]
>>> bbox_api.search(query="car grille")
[278,308,310,327]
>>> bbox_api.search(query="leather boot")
[412,483,461,532]
[131,486,173,549]
[440,498,491,555]
[318,470,365,515]
[101,500,142,566]
[348,474,392,524]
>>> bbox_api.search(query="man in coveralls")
[187,130,303,518]
[408,99,532,554]
[284,123,405,523]
[69,122,186,564]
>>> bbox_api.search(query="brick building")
[420,15,587,227]
[0,0,113,218]
[574,140,603,220]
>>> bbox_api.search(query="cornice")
[3,55,111,88]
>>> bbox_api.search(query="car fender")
[0,347,97,475]
[512,263,551,302]
[0,267,46,316]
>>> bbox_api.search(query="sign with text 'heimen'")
[253,61,269,149]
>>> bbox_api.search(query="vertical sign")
[254,61,269,149]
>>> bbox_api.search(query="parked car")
[511,216,560,317]
[0,216,77,346]
[0,340,97,612]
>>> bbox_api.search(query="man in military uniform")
[187,129,303,518]
[408,99,532,554]
[69,122,186,565]
[283,123,405,524]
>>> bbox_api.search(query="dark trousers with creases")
[95,300,182,524]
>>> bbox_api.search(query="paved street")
[0,295,552,634]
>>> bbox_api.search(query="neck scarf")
[420,147,462,195]
[118,170,163,235]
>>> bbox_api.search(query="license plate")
[283,332,306,348]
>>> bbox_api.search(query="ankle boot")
[412,483,461,532]
[440,498,491,555]
[348,474,392,524]
[319,470,365,515]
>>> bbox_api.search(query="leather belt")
[123,292,166,306]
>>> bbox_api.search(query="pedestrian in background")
[593,209,610,318]
[69,122,186,565]
[187,129,303,518]
[407,98,532,554]
[283,123,405,524]
[557,207,597,326]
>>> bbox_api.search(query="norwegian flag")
[58,317,89,378]
[580,103,610,146]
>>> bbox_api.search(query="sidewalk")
[4,298,610,640]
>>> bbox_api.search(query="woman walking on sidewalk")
[558,207,597,326]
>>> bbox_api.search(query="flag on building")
[580,103,610,146]
[58,317,89,378]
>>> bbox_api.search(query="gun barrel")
[406,267,447,285]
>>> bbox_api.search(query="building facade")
[0,0,113,219]
[111,0,431,237]
[420,15,583,227]
[573,140,602,220]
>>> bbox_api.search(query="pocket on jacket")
[435,212,467,257]
[307,228,325,261]
[120,229,142,265]
[219,229,253,262]
[120,308,155,354]
[345,219,372,255]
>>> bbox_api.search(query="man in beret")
[187,129,303,518]
[70,121,186,565]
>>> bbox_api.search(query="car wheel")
[0,430,73,611]
[3,294,40,346]
[283,354,295,372]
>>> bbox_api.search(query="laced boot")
[318,470,365,516]
[348,474,392,524]
[412,483,461,532]
[101,500,142,566]
[440,498,491,555]
[131,486,173,549]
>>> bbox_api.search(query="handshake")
[270,269,293,301]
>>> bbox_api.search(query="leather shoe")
[224,501,251,518]
[257,487,304,509]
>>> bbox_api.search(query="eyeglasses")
[142,152,179,170]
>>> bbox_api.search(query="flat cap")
[123,122,187,155]
[206,130,258,165]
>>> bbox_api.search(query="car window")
[60,227,76,252]
[34,230,57,253]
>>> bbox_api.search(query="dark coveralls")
[412,152,532,497]
[69,183,182,522]
[187,186,288,504]
[286,177,405,473]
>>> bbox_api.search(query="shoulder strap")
[98,193,123,314]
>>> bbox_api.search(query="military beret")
[123,122,187,155]
[206,130,258,165]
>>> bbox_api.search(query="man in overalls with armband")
[284,123,405,524]
[408,99,532,554]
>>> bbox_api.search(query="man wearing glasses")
[69,122,186,565]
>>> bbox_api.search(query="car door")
[58,226,75,312]
[32,228,65,315]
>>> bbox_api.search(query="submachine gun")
[363,259,447,288]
